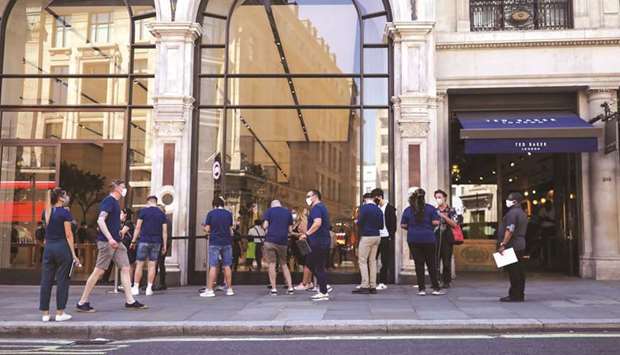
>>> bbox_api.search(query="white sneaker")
[412,284,419,289]
[55,313,72,322]
[294,283,310,291]
[355,284,362,289]
[200,289,215,298]
[327,285,334,293]
[417,290,427,296]
[377,283,388,290]
[41,315,50,322]
[226,288,235,296]
[311,292,329,301]
[145,287,153,296]
[431,289,446,296]
[131,285,140,296]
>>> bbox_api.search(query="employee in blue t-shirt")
[300,189,331,301]
[77,180,147,313]
[262,200,294,295]
[201,197,235,298]
[353,193,384,294]
[130,195,168,297]
[401,188,444,296]
[39,188,81,322]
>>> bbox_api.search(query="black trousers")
[409,242,439,291]
[505,250,526,299]
[377,237,392,284]
[307,247,328,294]
[436,236,453,285]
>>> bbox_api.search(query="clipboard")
[493,247,518,268]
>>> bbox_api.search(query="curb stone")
[1,319,620,339]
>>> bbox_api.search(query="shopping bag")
[451,225,465,245]
[246,241,256,259]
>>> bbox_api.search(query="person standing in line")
[76,180,147,312]
[154,204,172,290]
[39,188,81,322]
[353,193,383,294]
[131,196,168,296]
[201,197,235,298]
[246,219,265,271]
[262,200,295,295]
[498,192,528,302]
[371,188,396,290]
[401,188,445,296]
[434,189,458,288]
[300,190,331,301]
[120,208,136,287]
[293,207,314,291]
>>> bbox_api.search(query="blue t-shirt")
[400,204,439,244]
[138,206,167,244]
[205,208,233,246]
[97,195,121,242]
[357,203,384,237]
[263,207,293,245]
[307,202,331,250]
[43,207,73,242]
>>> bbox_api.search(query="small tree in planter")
[59,161,105,223]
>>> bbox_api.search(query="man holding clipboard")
[497,192,528,303]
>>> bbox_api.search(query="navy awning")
[457,111,603,154]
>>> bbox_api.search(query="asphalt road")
[1,333,619,355]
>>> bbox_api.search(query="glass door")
[0,144,58,271]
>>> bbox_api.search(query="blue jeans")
[208,244,233,267]
[39,240,72,311]
[136,242,161,261]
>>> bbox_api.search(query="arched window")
[192,0,392,281]
[0,0,156,277]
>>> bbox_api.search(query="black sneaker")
[76,302,96,313]
[369,288,377,294]
[125,300,148,310]
[352,288,370,294]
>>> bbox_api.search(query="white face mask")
[121,188,128,197]
[63,196,70,206]
[436,198,444,205]
[305,197,313,206]
[292,213,298,220]
[506,200,515,208]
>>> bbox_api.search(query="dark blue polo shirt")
[308,202,331,250]
[138,206,167,244]
[263,207,293,245]
[401,204,439,244]
[44,207,73,242]
[357,203,384,237]
[205,208,233,246]
[97,195,121,242]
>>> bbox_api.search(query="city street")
[1,333,619,355]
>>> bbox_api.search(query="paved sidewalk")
[2,273,620,338]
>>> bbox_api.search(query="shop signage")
[465,138,598,154]
[212,154,221,181]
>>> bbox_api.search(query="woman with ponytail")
[400,188,444,296]
[39,188,81,322]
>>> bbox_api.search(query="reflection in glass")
[362,109,389,196]
[0,145,56,269]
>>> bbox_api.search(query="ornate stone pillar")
[581,88,620,280]
[149,22,201,285]
[387,19,437,283]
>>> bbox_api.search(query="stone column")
[387,20,437,283]
[582,88,620,280]
[149,22,201,285]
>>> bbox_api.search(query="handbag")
[295,239,312,256]
[451,225,464,245]
[246,241,256,259]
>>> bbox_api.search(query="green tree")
[59,161,105,223]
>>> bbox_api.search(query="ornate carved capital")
[153,95,195,138]
[586,88,618,103]
[148,22,202,44]
[386,22,434,43]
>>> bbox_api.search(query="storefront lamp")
[541,198,547,204]
[533,200,538,205]
[532,190,536,194]
[524,191,529,197]
[589,102,620,156]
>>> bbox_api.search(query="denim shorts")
[208,244,233,267]
[136,242,161,261]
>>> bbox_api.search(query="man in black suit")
[371,188,397,289]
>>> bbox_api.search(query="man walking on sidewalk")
[131,196,168,296]
[76,180,147,312]
[353,193,383,294]
[300,189,331,301]
[262,200,295,296]
[371,188,396,290]
[498,192,528,302]
[201,197,235,298]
